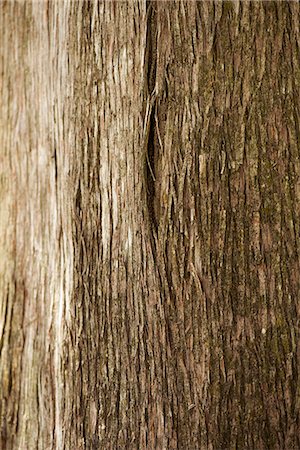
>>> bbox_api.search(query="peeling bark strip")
[1,1,300,449]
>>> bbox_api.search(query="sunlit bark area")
[1,1,300,449]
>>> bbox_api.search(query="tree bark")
[1,1,300,449]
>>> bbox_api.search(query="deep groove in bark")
[145,107,158,233]
[146,1,157,96]
[145,1,159,235]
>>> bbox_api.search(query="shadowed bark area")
[1,1,300,449]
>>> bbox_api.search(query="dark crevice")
[145,107,158,233]
[145,1,159,237]
[146,1,157,96]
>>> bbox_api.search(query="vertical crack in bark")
[145,105,158,232]
[144,1,159,237]
[146,1,157,96]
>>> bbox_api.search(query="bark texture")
[1,1,300,449]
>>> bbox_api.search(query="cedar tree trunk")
[1,1,300,449]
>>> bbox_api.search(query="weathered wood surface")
[1,1,300,449]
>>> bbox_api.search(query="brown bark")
[1,1,300,449]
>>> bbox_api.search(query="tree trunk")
[1,1,300,449]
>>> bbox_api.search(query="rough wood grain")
[1,1,300,449]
